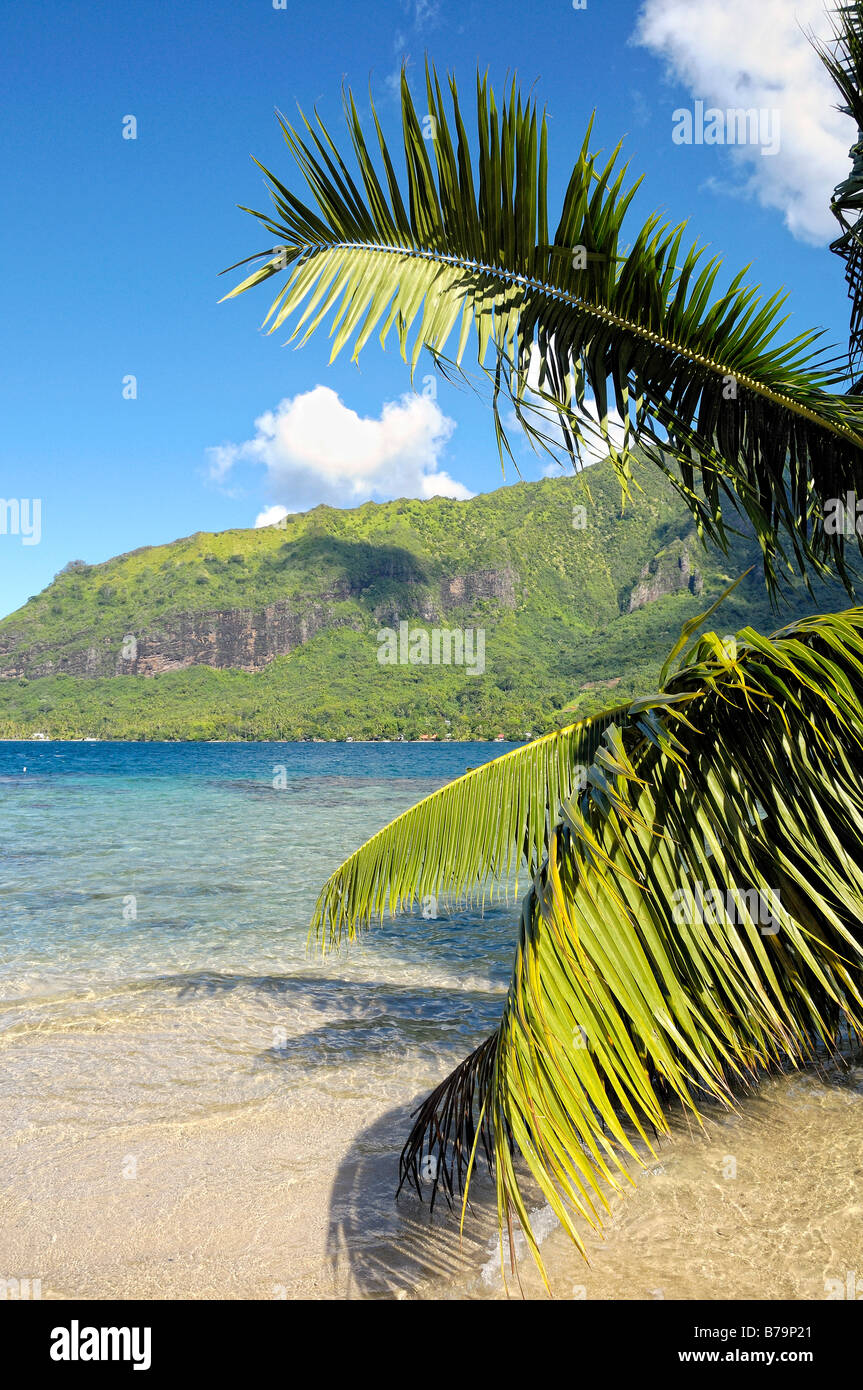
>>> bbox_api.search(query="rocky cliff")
[0,567,521,678]
[627,539,704,612]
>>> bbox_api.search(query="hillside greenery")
[0,461,853,741]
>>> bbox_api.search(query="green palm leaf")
[310,704,628,949]
[395,609,863,1279]
[814,2,863,380]
[307,604,863,1281]
[223,65,863,590]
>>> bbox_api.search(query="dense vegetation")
[0,460,852,740]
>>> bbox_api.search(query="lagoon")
[1,740,861,1299]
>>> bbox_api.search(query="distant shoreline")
[0,736,522,745]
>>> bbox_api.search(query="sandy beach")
[4,1057,863,1300]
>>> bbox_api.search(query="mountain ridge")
[0,462,851,740]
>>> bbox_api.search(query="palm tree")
[224,7,863,1281]
[817,2,863,387]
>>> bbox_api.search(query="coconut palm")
[225,6,863,1281]
[816,1,863,385]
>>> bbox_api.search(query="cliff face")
[0,567,521,678]
[440,568,518,606]
[121,598,356,676]
[0,465,728,687]
[627,540,704,612]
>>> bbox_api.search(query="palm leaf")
[813,2,863,382]
[395,609,863,1279]
[309,705,628,949]
[223,65,863,590]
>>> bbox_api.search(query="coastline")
[3,740,862,1301]
[0,736,522,745]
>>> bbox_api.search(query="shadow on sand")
[323,1096,505,1299]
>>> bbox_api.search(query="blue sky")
[0,0,854,617]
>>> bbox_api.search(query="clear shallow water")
[1,740,862,1300]
[0,740,522,1298]
[0,742,517,1117]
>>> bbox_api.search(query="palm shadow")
[323,1095,503,1300]
[154,966,514,1296]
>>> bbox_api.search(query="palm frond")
[223,65,863,589]
[310,706,628,949]
[812,2,863,383]
[391,610,863,1277]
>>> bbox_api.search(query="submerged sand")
[3,1059,862,1300]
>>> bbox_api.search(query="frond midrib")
[278,236,863,449]
[307,706,631,941]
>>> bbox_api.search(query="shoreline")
[0,736,522,745]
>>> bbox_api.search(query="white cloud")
[507,343,629,471]
[208,385,472,518]
[635,0,855,243]
[254,504,289,529]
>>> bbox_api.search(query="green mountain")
[0,460,851,741]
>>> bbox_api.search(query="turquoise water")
[0,741,519,1123]
[3,740,863,1300]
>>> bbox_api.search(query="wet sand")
[2,743,860,1300]
[3,1061,862,1300]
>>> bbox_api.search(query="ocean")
[1,740,862,1300]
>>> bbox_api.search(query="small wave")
[480,1203,561,1286]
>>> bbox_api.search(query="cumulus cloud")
[208,386,472,518]
[635,0,855,243]
[254,504,289,529]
